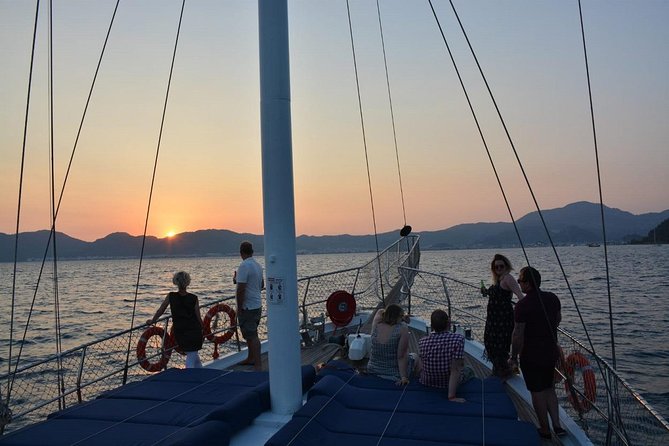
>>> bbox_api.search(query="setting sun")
[165,230,176,238]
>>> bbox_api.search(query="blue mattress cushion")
[316,361,505,394]
[309,375,517,419]
[292,396,539,446]
[0,418,231,446]
[265,416,474,446]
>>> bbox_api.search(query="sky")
[0,0,667,242]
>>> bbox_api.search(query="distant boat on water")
[587,242,600,247]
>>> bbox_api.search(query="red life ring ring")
[326,291,356,327]
[203,303,237,345]
[563,351,596,412]
[136,326,172,373]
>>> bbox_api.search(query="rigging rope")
[440,0,624,428]
[122,0,186,385]
[47,0,66,411]
[576,0,616,370]
[285,373,356,446]
[375,383,409,445]
[425,0,529,264]
[6,0,40,432]
[8,0,121,405]
[374,0,408,229]
[345,0,385,305]
[577,2,626,442]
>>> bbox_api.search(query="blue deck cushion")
[48,391,262,432]
[266,362,539,446]
[292,396,539,445]
[309,375,518,419]
[47,398,221,426]
[265,416,473,446]
[1,366,319,446]
[146,365,316,392]
[317,360,506,394]
[99,379,259,405]
[0,418,231,446]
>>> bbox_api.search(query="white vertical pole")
[258,0,302,414]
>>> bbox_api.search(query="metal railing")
[297,235,420,330]
[0,235,421,434]
[0,295,243,433]
[399,266,669,446]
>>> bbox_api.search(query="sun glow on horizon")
[165,230,176,238]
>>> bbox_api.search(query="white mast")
[258,0,302,414]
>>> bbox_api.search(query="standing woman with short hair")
[482,254,524,378]
[147,271,204,368]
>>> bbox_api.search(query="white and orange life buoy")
[564,351,597,413]
[202,303,237,359]
[136,326,172,373]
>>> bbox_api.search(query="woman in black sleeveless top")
[147,271,204,368]
[482,254,524,378]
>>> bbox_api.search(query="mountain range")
[1,201,667,262]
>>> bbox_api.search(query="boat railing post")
[441,277,452,319]
[76,346,87,403]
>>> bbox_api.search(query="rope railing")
[399,267,669,446]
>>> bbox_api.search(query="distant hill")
[631,218,669,244]
[1,201,667,262]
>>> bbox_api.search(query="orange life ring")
[563,351,596,412]
[203,303,237,345]
[136,326,172,373]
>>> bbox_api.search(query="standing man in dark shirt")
[510,266,566,439]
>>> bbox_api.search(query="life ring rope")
[203,303,237,358]
[563,351,597,413]
[136,326,172,373]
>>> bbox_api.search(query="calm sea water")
[1,244,667,417]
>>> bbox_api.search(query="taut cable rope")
[375,0,407,228]
[577,2,627,441]
[285,373,356,445]
[375,383,409,445]
[8,0,121,402]
[48,0,65,410]
[426,0,529,263]
[122,0,186,385]
[444,0,622,425]
[345,0,385,304]
[481,374,485,445]
[576,0,616,370]
[7,0,40,423]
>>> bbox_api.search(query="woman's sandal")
[537,429,552,440]
[554,427,567,437]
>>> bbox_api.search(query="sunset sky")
[1,1,667,242]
